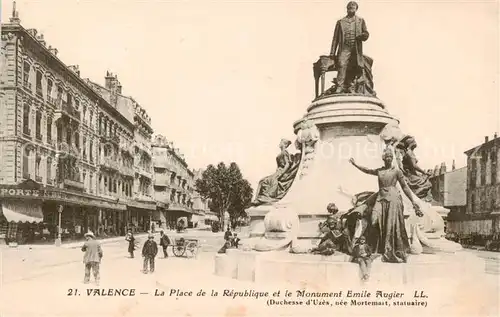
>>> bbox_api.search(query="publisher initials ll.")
[413,290,428,298]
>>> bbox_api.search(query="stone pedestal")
[247,95,399,239]
[214,249,485,286]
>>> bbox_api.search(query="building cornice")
[2,23,135,131]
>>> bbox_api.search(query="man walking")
[81,231,103,285]
[142,233,158,274]
[125,229,136,258]
[159,230,171,258]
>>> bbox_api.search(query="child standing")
[232,233,241,248]
[142,234,158,274]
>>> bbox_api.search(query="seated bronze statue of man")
[311,203,352,255]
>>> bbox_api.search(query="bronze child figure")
[351,236,373,281]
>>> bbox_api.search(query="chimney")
[36,34,46,46]
[452,159,456,170]
[433,165,440,176]
[48,45,58,56]
[440,162,447,174]
[68,65,80,76]
[485,136,489,143]
[104,71,121,94]
[495,132,498,139]
[27,29,38,38]
[10,1,21,24]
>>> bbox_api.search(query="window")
[481,151,487,186]
[23,147,30,179]
[82,137,87,160]
[89,173,93,193]
[108,178,112,192]
[104,177,108,194]
[57,87,63,105]
[35,110,42,140]
[89,111,93,127]
[66,130,71,147]
[47,157,52,182]
[83,170,87,188]
[89,140,93,163]
[36,71,43,97]
[491,150,497,185]
[83,106,87,124]
[74,132,80,150]
[47,79,53,102]
[67,93,72,107]
[23,103,30,135]
[23,62,30,89]
[46,118,52,144]
[57,124,62,143]
[35,155,41,179]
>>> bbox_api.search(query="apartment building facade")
[89,73,156,234]
[0,10,135,244]
[0,7,156,243]
[152,135,201,228]
[459,134,500,235]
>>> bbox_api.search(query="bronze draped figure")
[252,139,301,206]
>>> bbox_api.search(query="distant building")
[152,135,198,229]
[88,73,156,234]
[443,134,500,236]
[429,163,467,232]
[192,169,215,226]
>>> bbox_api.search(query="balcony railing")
[135,166,153,179]
[47,96,55,105]
[154,174,170,186]
[64,179,84,190]
[47,178,53,185]
[35,133,43,142]
[23,128,32,139]
[23,172,30,180]
[23,80,32,91]
[36,86,43,98]
[99,157,120,171]
[35,175,43,183]
[121,166,135,177]
[101,134,120,145]
[55,99,81,122]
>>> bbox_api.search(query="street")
[0,232,499,317]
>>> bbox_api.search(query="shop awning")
[0,201,43,223]
[206,214,218,221]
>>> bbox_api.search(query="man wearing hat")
[142,233,158,274]
[159,230,171,258]
[81,231,103,285]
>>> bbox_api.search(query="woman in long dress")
[349,149,423,263]
[252,139,300,206]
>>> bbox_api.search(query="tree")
[195,162,253,231]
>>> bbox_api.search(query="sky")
[1,0,499,189]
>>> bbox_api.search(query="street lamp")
[55,205,63,246]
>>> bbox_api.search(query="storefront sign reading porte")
[0,187,127,210]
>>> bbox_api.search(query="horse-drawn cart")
[171,238,200,258]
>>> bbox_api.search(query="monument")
[214,2,480,286]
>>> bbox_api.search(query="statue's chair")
[313,55,374,98]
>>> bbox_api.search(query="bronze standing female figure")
[349,149,422,263]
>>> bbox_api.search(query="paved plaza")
[1,231,499,317]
